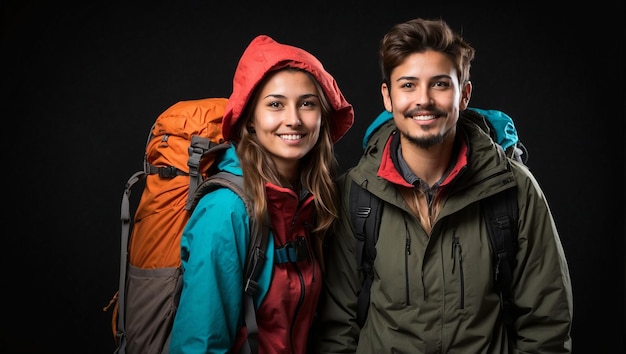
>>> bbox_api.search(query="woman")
[169,35,354,353]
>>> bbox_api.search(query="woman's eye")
[300,99,319,109]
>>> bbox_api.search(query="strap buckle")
[274,236,309,264]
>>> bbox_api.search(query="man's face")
[381,50,470,149]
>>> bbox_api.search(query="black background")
[2,1,624,353]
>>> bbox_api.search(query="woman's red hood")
[222,35,354,143]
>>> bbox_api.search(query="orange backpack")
[104,98,269,354]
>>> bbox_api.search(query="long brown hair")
[234,67,339,235]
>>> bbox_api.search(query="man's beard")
[401,127,452,149]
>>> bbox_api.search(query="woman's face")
[249,70,322,177]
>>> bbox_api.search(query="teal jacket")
[317,111,573,353]
[169,144,274,352]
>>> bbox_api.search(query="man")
[316,18,573,353]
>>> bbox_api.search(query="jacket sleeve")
[512,162,573,352]
[315,174,363,353]
[169,187,250,354]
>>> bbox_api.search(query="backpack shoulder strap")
[348,180,382,328]
[193,171,269,354]
[184,140,232,210]
[113,170,147,352]
[482,185,519,335]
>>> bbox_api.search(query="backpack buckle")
[157,166,179,178]
[356,206,372,218]
[274,237,309,264]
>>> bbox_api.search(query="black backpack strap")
[240,200,269,354]
[193,171,269,354]
[349,180,382,328]
[482,186,518,337]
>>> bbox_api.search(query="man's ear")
[460,81,472,110]
[381,83,392,112]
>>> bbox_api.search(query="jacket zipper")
[451,232,465,309]
[290,261,305,353]
[288,204,307,353]
[404,218,411,305]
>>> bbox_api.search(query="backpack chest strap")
[274,237,309,263]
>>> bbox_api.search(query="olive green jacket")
[316,115,573,353]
